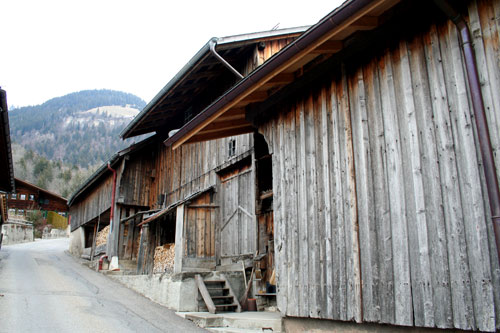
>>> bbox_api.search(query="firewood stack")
[95,225,110,247]
[153,243,175,273]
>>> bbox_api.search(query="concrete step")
[223,312,282,332]
[180,311,282,332]
[207,328,266,333]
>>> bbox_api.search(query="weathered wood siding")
[70,176,113,231]
[149,135,253,210]
[219,162,256,258]
[184,192,216,258]
[244,38,297,74]
[118,146,155,207]
[259,1,500,331]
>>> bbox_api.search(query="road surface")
[0,238,205,332]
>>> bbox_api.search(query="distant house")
[7,178,68,218]
[166,0,500,332]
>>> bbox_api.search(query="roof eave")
[164,0,398,148]
[120,40,215,139]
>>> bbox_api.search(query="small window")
[228,139,236,157]
[11,193,17,199]
[29,194,35,201]
[18,209,24,215]
[20,194,26,200]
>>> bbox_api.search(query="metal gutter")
[164,0,374,147]
[209,39,244,79]
[0,88,15,193]
[434,0,500,264]
[215,26,309,49]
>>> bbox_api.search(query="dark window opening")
[158,211,176,245]
[255,133,273,194]
[228,139,236,157]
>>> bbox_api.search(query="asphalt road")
[0,238,206,333]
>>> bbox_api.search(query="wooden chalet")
[165,0,500,331]
[68,28,305,281]
[7,178,68,217]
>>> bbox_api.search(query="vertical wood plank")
[319,85,334,320]
[340,68,362,322]
[378,51,413,326]
[349,65,381,323]
[297,99,309,317]
[441,19,496,332]
[393,40,435,327]
[410,32,453,329]
[426,23,474,330]
[330,80,347,321]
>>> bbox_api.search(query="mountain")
[9,89,146,168]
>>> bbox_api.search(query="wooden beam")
[351,16,379,30]
[267,73,295,84]
[186,126,255,144]
[216,111,246,122]
[240,90,269,103]
[198,121,252,135]
[311,40,343,54]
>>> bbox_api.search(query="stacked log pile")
[95,225,110,247]
[154,243,175,273]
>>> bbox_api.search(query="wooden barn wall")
[184,192,216,258]
[258,1,500,331]
[146,38,295,209]
[148,134,253,210]
[118,146,155,207]
[244,38,296,75]
[69,175,114,231]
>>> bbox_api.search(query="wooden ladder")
[195,274,242,314]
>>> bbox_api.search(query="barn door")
[218,162,256,263]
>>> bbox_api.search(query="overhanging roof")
[15,178,67,202]
[68,135,156,206]
[0,88,15,192]
[164,0,401,148]
[120,26,308,139]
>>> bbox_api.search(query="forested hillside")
[9,89,146,167]
[12,143,93,198]
[9,89,147,196]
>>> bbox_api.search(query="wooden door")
[219,164,256,260]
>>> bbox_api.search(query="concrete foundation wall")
[110,270,246,312]
[43,227,70,239]
[69,227,85,256]
[283,317,470,333]
[111,274,198,311]
[1,223,34,245]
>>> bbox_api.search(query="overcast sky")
[2,0,345,108]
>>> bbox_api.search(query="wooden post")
[174,204,185,274]
[137,224,149,274]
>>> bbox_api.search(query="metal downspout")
[209,38,244,79]
[434,0,500,264]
